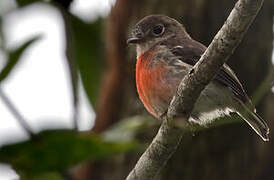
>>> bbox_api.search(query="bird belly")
[189,82,236,125]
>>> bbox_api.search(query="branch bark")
[126,0,264,179]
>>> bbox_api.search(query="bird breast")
[136,50,174,118]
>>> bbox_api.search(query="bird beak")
[127,37,141,44]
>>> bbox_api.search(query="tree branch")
[126,0,264,179]
[0,87,34,137]
[53,1,80,131]
[58,5,80,131]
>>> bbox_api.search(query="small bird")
[127,15,269,141]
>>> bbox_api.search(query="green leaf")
[0,129,136,176]
[0,36,40,83]
[16,0,41,7]
[70,15,104,106]
[103,115,159,142]
[20,172,63,180]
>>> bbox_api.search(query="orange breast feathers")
[136,50,172,118]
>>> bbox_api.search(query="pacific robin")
[127,15,269,141]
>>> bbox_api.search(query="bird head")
[127,15,190,57]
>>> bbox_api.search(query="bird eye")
[152,24,164,36]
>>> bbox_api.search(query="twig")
[126,0,264,179]
[56,3,79,131]
[252,67,274,105]
[0,87,34,136]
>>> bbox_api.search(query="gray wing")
[169,43,269,141]
[171,45,253,108]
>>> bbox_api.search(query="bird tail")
[237,103,269,142]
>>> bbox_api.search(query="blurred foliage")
[69,15,104,107]
[0,36,40,83]
[16,0,41,7]
[103,115,159,142]
[0,0,107,178]
[20,172,63,180]
[15,0,105,108]
[0,17,3,46]
[0,129,136,179]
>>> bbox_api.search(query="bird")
[127,14,269,141]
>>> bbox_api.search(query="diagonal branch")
[54,1,80,131]
[126,0,264,179]
[60,6,80,131]
[0,87,34,136]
